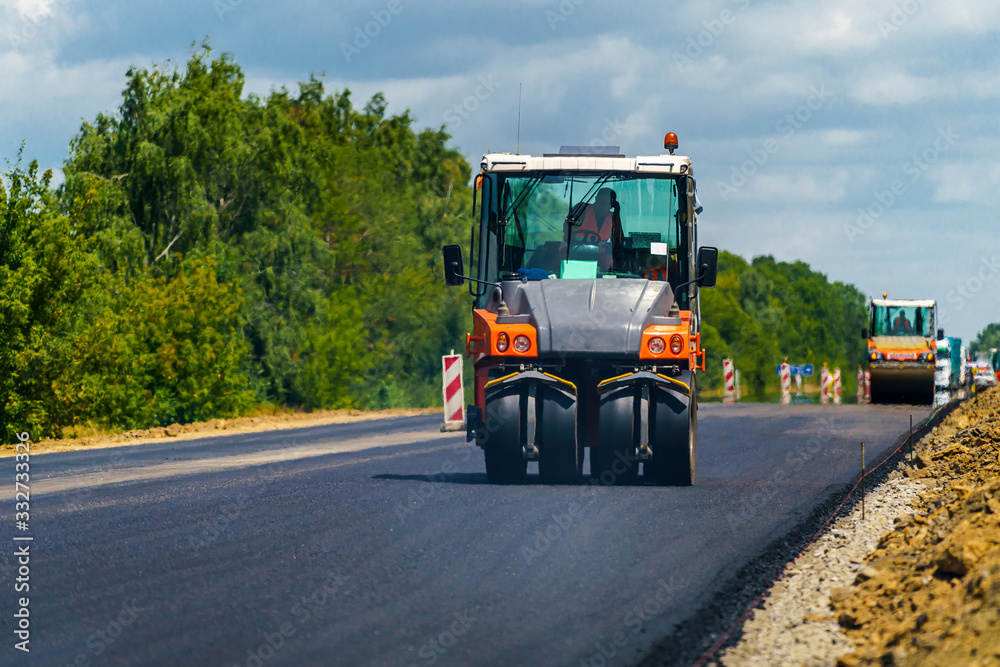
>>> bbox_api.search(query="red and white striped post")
[833,368,842,405]
[864,370,872,403]
[723,358,736,404]
[780,362,791,404]
[857,365,865,404]
[820,364,830,405]
[441,350,465,431]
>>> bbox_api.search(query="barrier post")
[441,350,465,431]
[857,365,865,404]
[780,361,791,404]
[723,358,736,404]
[820,363,830,404]
[864,370,871,403]
[908,414,913,462]
[833,368,842,405]
[861,441,866,520]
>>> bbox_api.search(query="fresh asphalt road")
[0,403,929,667]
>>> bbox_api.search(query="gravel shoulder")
[716,388,1000,667]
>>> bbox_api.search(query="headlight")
[513,335,531,353]
[669,335,684,355]
[648,337,665,354]
[496,332,509,353]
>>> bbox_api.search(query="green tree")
[699,251,867,398]
[970,323,1000,355]
[57,45,472,421]
[0,159,104,440]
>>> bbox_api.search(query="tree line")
[970,323,1000,357]
[699,251,868,397]
[1,48,471,442]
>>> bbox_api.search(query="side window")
[476,176,499,306]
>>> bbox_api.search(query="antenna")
[516,83,522,155]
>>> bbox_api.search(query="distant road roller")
[863,294,940,404]
[442,134,717,485]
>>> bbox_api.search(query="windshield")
[871,304,933,337]
[495,172,686,282]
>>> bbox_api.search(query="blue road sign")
[776,364,814,376]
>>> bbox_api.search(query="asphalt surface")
[0,403,929,667]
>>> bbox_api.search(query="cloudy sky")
[2,0,998,343]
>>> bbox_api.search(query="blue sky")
[2,0,998,344]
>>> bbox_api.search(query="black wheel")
[653,374,696,487]
[595,386,639,485]
[483,391,526,484]
[538,384,581,484]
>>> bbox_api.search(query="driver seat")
[574,191,615,243]
[567,189,617,269]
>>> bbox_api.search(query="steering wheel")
[573,230,602,245]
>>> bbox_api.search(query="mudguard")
[483,370,578,463]
[595,370,694,485]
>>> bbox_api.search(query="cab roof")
[480,152,692,176]
[870,299,936,308]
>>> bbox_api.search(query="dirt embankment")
[1,407,441,457]
[832,388,1000,666]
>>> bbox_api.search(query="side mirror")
[696,246,718,288]
[443,244,465,286]
[861,328,869,340]
[937,328,944,341]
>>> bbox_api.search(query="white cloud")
[933,164,1000,205]
[0,50,126,109]
[817,129,867,147]
[725,169,850,205]
[787,5,882,53]
[850,70,934,105]
[2,0,58,20]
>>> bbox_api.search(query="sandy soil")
[831,387,1000,666]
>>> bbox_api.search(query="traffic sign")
[776,364,813,376]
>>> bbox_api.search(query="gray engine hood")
[499,279,681,357]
